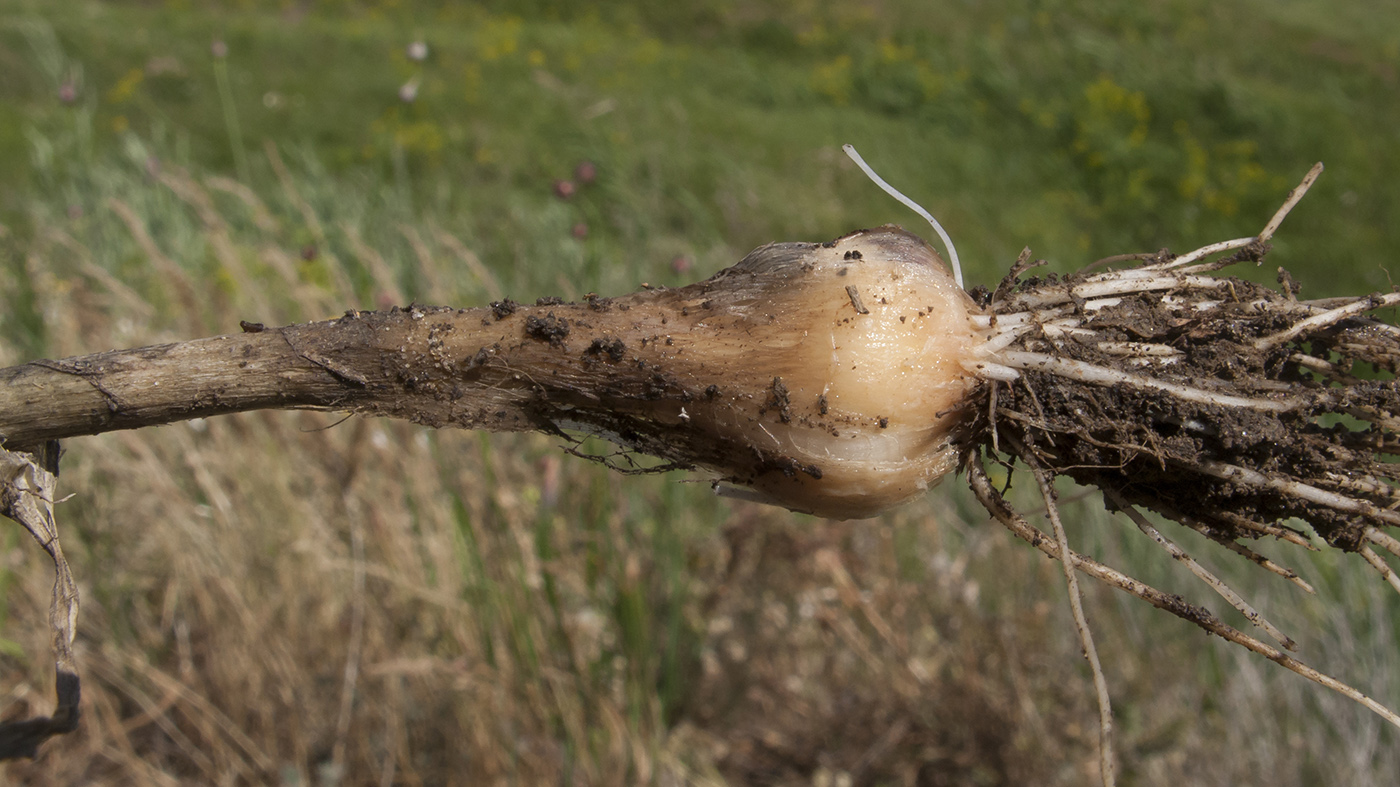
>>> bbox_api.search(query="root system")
[973,241,1400,560]
[955,163,1400,780]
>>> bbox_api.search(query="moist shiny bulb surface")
[654,226,982,518]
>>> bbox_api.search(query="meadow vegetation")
[0,0,1398,783]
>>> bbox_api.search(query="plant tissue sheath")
[0,226,980,519]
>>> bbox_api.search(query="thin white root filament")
[842,143,964,289]
[1107,490,1297,650]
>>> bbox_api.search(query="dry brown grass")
[1,159,1396,785]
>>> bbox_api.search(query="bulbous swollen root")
[650,226,982,518]
[459,224,983,520]
[355,224,982,520]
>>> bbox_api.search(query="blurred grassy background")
[0,0,1397,784]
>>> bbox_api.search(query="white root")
[961,359,1020,382]
[1153,162,1323,272]
[1290,352,1354,381]
[1212,510,1318,550]
[1193,460,1400,529]
[1369,527,1400,559]
[1094,342,1182,358]
[1359,545,1400,598]
[999,271,1229,312]
[1156,237,1257,270]
[1256,291,1400,351]
[1216,540,1317,594]
[1323,473,1400,505]
[1258,162,1326,243]
[1106,490,1297,650]
[965,459,1400,731]
[995,351,1303,413]
[974,322,1036,355]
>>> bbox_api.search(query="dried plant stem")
[0,443,81,758]
[330,499,368,776]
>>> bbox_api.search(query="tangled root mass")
[976,247,1400,557]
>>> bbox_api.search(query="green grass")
[1,0,1398,783]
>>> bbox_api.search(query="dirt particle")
[535,296,565,306]
[765,377,793,424]
[771,455,823,479]
[490,300,519,320]
[524,313,570,347]
[843,249,863,261]
[878,417,889,428]
[585,337,626,362]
